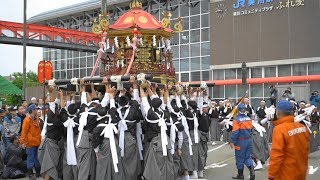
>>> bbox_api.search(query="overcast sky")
[0,0,88,76]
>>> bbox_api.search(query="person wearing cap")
[20,103,41,179]
[229,103,255,180]
[309,90,320,107]
[3,106,21,152]
[268,100,309,180]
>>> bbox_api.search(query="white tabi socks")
[190,171,198,179]
[198,170,204,178]
[254,160,263,170]
[182,175,190,180]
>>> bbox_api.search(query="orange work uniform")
[268,115,309,180]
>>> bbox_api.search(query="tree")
[4,71,40,105]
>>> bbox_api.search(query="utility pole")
[241,62,247,93]
[23,0,27,100]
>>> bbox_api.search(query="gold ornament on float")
[92,19,102,35]
[100,18,109,30]
[174,17,183,32]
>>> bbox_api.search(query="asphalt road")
[202,141,320,180]
[9,141,320,180]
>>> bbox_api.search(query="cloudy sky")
[0,0,88,76]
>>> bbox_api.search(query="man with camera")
[309,91,320,107]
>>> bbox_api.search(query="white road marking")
[207,142,228,152]
[205,163,228,170]
[308,166,319,175]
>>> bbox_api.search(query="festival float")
[47,0,212,90]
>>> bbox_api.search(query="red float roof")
[109,8,173,32]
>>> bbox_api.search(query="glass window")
[213,69,224,80]
[201,14,209,27]
[251,68,262,78]
[67,51,72,59]
[225,69,236,79]
[182,17,189,30]
[181,73,189,82]
[201,0,209,13]
[73,51,79,58]
[172,46,179,59]
[201,56,210,70]
[201,42,210,56]
[73,69,79,78]
[202,71,210,81]
[190,1,200,15]
[80,68,86,77]
[180,58,189,71]
[172,33,179,45]
[191,71,201,81]
[293,63,307,76]
[180,31,189,44]
[87,68,93,77]
[250,84,263,97]
[54,71,60,79]
[56,50,62,59]
[190,16,200,29]
[190,29,200,43]
[80,57,86,68]
[278,65,291,77]
[73,58,79,69]
[213,86,224,99]
[180,45,189,58]
[308,62,320,75]
[173,60,179,71]
[190,43,200,57]
[264,66,276,77]
[60,60,65,70]
[191,57,201,71]
[201,28,209,42]
[310,82,320,93]
[180,4,189,17]
[225,85,236,98]
[67,59,72,69]
[170,6,179,19]
[87,57,93,67]
[67,70,72,79]
[61,70,66,79]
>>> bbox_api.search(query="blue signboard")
[233,0,273,9]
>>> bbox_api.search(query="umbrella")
[0,75,23,95]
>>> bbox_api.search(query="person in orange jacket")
[268,100,310,180]
[20,104,41,179]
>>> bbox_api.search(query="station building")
[28,0,320,107]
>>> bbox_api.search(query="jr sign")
[232,0,305,17]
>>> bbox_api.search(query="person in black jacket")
[2,135,26,179]
[38,87,64,180]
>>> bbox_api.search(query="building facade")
[29,0,320,107]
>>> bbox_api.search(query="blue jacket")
[309,95,320,107]
[230,113,252,145]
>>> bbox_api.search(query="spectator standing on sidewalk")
[20,104,41,180]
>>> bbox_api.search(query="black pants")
[270,98,277,106]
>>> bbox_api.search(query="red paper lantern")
[37,60,52,83]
